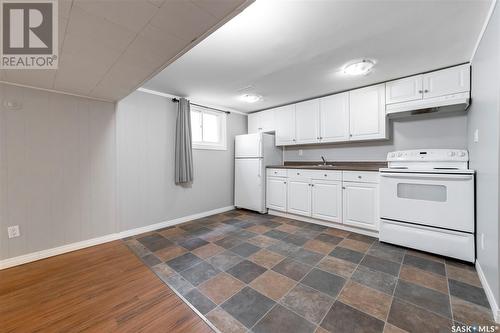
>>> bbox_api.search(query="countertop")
[267,161,387,172]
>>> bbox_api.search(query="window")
[190,105,227,150]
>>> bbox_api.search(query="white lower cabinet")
[311,180,342,223]
[266,176,287,212]
[287,179,311,216]
[343,182,379,231]
[266,169,380,232]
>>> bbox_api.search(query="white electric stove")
[379,149,475,262]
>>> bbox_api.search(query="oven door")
[380,172,474,232]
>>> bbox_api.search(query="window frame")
[190,105,227,151]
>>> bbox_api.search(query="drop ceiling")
[0,0,253,102]
[143,0,492,113]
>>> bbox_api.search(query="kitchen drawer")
[342,171,379,183]
[288,169,317,180]
[267,168,288,177]
[311,170,342,181]
[380,219,474,262]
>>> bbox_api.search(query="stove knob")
[397,152,403,157]
[459,151,466,157]
[448,151,456,157]
[389,152,395,158]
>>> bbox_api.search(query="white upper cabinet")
[319,92,349,142]
[295,99,320,144]
[423,64,470,99]
[349,84,386,141]
[248,112,259,133]
[274,104,296,145]
[386,75,423,104]
[248,109,275,133]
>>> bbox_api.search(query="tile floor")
[124,210,497,333]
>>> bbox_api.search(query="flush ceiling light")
[239,94,262,103]
[342,59,376,76]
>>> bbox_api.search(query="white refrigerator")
[234,133,282,213]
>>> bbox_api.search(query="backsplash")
[284,113,467,161]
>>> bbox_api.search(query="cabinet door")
[275,105,296,145]
[248,112,261,133]
[295,99,320,144]
[386,75,423,104]
[311,180,342,223]
[287,180,311,216]
[349,84,386,141]
[423,64,470,99]
[260,109,275,132]
[319,93,349,142]
[266,177,287,212]
[343,182,379,230]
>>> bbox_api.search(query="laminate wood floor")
[0,241,213,333]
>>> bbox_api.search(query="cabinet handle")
[358,175,362,179]
[293,139,296,141]
[284,181,287,184]
[317,137,320,140]
[418,90,423,93]
[424,89,429,93]
[297,172,300,175]
[324,174,327,177]
[311,184,314,187]
[349,134,353,137]
[320,137,323,139]
[342,186,346,189]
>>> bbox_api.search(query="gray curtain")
[175,98,194,184]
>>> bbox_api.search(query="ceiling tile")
[58,17,69,53]
[2,70,56,90]
[74,0,158,33]
[124,24,187,69]
[65,5,136,52]
[148,0,165,8]
[150,0,219,42]
[53,51,114,95]
[59,0,74,19]
[191,0,245,19]
[90,51,161,100]
[0,0,253,101]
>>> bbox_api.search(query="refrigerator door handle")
[258,159,262,178]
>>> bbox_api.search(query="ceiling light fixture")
[342,59,376,76]
[239,94,262,103]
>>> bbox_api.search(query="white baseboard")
[476,260,500,323]
[268,209,379,238]
[0,205,234,270]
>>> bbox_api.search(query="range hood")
[386,92,470,117]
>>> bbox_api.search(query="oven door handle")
[379,172,473,180]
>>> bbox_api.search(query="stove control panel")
[387,149,469,162]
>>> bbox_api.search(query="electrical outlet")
[7,225,20,239]
[481,233,485,250]
[474,129,479,143]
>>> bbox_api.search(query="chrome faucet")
[321,156,327,165]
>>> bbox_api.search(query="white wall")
[284,113,467,161]
[116,90,246,231]
[467,3,500,313]
[0,84,116,260]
